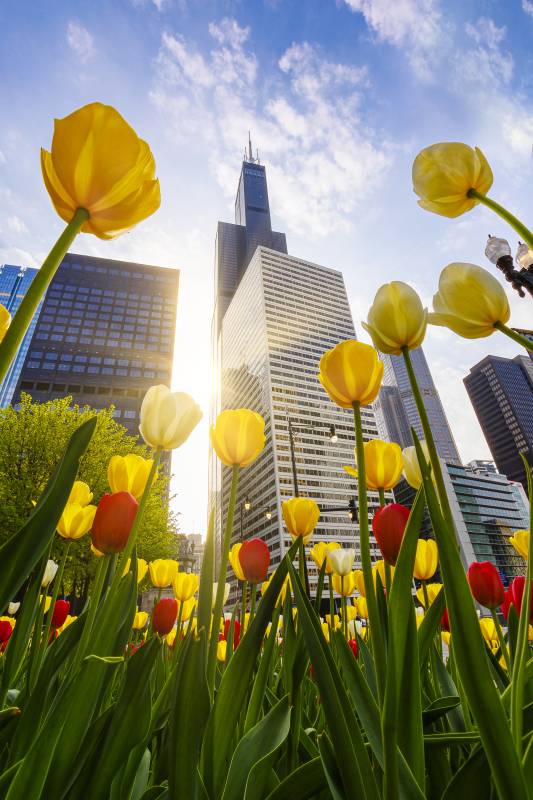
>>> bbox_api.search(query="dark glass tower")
[14,253,179,437]
[464,354,533,493]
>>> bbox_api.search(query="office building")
[0,264,43,407]
[377,348,461,464]
[464,354,533,493]
[178,533,204,575]
[14,253,179,436]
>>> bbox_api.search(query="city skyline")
[1,1,533,533]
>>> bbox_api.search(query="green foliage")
[0,394,177,592]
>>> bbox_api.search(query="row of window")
[33,332,170,352]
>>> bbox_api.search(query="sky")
[1,0,532,535]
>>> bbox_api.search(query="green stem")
[33,542,70,684]
[384,562,392,597]
[72,554,109,673]
[490,608,511,675]
[401,348,456,539]
[329,580,334,629]
[207,464,239,694]
[341,582,347,639]
[468,189,533,250]
[378,487,385,507]
[494,322,533,354]
[0,208,89,385]
[249,584,257,626]
[240,581,247,631]
[353,401,387,701]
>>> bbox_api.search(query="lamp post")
[286,413,338,497]
[485,235,533,299]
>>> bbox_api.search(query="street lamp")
[240,496,252,541]
[286,413,338,497]
[264,509,272,520]
[485,235,533,299]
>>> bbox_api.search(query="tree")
[0,394,178,593]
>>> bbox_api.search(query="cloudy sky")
[1,0,532,534]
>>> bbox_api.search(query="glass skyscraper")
[376,348,461,464]
[0,264,43,408]
[464,353,533,493]
[14,253,179,436]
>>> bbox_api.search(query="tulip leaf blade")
[244,605,281,734]
[317,734,346,800]
[263,758,327,800]
[197,508,215,646]
[422,695,461,726]
[0,416,96,613]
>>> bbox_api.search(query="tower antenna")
[248,131,253,162]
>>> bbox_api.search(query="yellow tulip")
[140,385,202,451]
[318,340,383,408]
[282,497,320,544]
[402,441,431,489]
[441,631,451,647]
[57,502,97,540]
[149,559,179,588]
[309,541,341,574]
[56,615,77,635]
[91,544,104,557]
[354,596,368,619]
[325,614,341,629]
[415,611,425,629]
[413,539,438,581]
[166,629,177,647]
[321,621,331,642]
[416,582,443,608]
[373,560,394,588]
[429,263,510,339]
[173,572,199,603]
[39,596,52,614]
[0,304,11,344]
[509,530,529,560]
[133,610,149,630]
[261,573,291,604]
[479,617,499,650]
[412,142,493,218]
[344,605,357,623]
[108,454,156,500]
[362,282,427,355]
[67,480,93,506]
[210,409,266,467]
[122,558,149,582]
[332,571,358,597]
[229,544,246,581]
[354,569,365,597]
[344,439,403,490]
[178,597,196,622]
[41,102,160,239]
[217,639,228,662]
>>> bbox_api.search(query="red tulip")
[501,585,513,620]
[0,620,13,643]
[223,618,241,648]
[152,598,177,635]
[91,492,138,554]
[467,562,505,609]
[372,503,410,565]
[348,638,358,658]
[441,608,450,632]
[510,577,533,622]
[51,599,70,629]
[238,538,270,583]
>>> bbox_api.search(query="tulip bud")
[217,639,227,662]
[210,409,266,467]
[327,548,355,577]
[173,572,199,603]
[152,598,178,635]
[372,503,410,566]
[238,538,270,583]
[149,559,179,589]
[57,502,97,540]
[7,602,20,616]
[501,585,513,620]
[282,497,320,544]
[413,539,438,581]
[510,576,533,622]
[223,618,241,648]
[402,441,431,489]
[133,610,149,630]
[467,562,505,609]
[319,340,383,408]
[42,559,59,588]
[51,599,70,629]
[108,454,156,500]
[332,571,358,597]
[362,282,427,355]
[509,530,529,560]
[229,543,246,581]
[91,492,138,554]
[0,304,11,344]
[310,542,341,574]
[212,582,230,609]
[0,619,13,643]
[441,608,450,632]
[416,582,443,608]
[348,638,358,658]
[140,385,202,451]
[68,480,93,507]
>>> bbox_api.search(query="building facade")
[377,348,461,464]
[14,253,179,436]
[464,354,533,493]
[217,246,382,597]
[0,264,43,407]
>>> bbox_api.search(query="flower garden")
[0,104,532,800]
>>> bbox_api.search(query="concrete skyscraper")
[375,348,461,464]
[0,264,43,407]
[464,353,533,493]
[15,253,179,437]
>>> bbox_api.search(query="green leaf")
[131,749,152,800]
[264,758,327,800]
[221,695,291,800]
[83,654,125,664]
[244,605,281,734]
[313,560,327,613]
[417,586,445,665]
[0,417,96,612]
[317,734,346,800]
[422,696,460,726]
[169,631,210,800]
[441,746,490,800]
[197,509,215,645]
[287,561,379,800]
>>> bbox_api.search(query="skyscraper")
[0,264,43,407]
[377,348,461,464]
[14,253,179,436]
[464,354,533,492]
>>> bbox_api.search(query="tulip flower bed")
[0,105,533,800]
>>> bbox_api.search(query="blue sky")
[1,0,532,533]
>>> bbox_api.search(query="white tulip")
[213,582,230,609]
[327,547,355,576]
[139,385,202,450]
[402,441,431,489]
[42,559,59,588]
[8,602,20,615]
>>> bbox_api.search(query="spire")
[248,131,253,162]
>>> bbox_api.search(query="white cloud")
[150,21,391,236]
[6,215,28,235]
[460,18,513,87]
[342,0,444,81]
[523,1,533,18]
[0,150,6,165]
[66,21,96,63]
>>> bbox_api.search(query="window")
[124,410,136,419]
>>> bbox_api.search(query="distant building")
[179,533,204,574]
[0,264,43,407]
[377,347,461,464]
[464,354,533,493]
[14,253,179,437]
[466,459,498,476]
